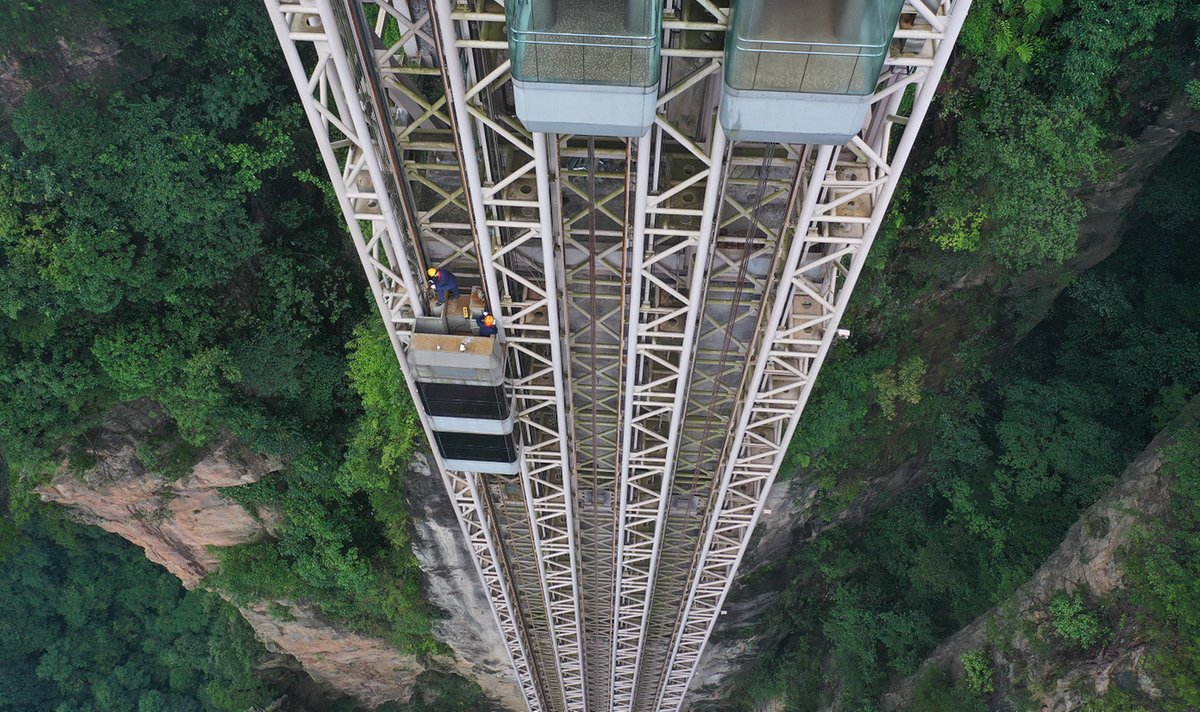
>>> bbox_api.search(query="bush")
[905,666,988,712]
[1121,422,1200,711]
[208,319,437,655]
[872,356,927,421]
[1048,594,1101,649]
[960,648,994,694]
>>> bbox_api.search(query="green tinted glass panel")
[435,431,519,463]
[508,0,663,87]
[418,382,510,420]
[726,0,905,95]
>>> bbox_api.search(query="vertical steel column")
[558,134,633,712]
[430,2,588,709]
[534,131,591,712]
[611,121,729,710]
[652,2,973,708]
[260,4,541,709]
[314,0,426,309]
[459,471,550,712]
[611,133,654,711]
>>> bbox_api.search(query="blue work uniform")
[476,315,498,336]
[430,269,459,303]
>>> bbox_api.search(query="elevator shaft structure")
[261,1,970,710]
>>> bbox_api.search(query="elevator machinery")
[261,0,971,709]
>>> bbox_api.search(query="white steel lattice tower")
[261,1,972,710]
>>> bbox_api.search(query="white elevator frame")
[262,0,973,709]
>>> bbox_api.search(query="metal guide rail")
[559,135,631,712]
[652,3,974,710]
[610,60,731,712]
[431,2,589,711]
[629,140,801,712]
[262,0,971,710]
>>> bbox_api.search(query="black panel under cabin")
[417,382,510,419]
[434,431,519,464]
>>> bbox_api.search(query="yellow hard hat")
[483,315,495,327]
[427,267,437,277]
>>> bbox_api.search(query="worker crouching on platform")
[427,267,460,305]
[476,311,499,337]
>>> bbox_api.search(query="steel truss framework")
[259,2,544,709]
[263,0,972,710]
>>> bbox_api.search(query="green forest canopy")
[0,0,1198,711]
[0,0,436,658]
[0,517,282,712]
[0,0,484,705]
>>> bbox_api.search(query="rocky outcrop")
[1005,94,1200,339]
[0,29,123,112]
[240,602,426,709]
[37,402,521,711]
[881,394,1200,711]
[406,452,527,712]
[38,404,281,587]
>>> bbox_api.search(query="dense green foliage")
[1121,421,1200,709]
[211,322,437,653]
[1,0,363,502]
[735,132,1200,712]
[726,0,1200,707]
[960,649,993,695]
[0,517,280,711]
[1,0,439,695]
[381,671,493,712]
[926,0,1200,268]
[1048,593,1101,649]
[904,667,987,712]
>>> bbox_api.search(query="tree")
[0,517,279,711]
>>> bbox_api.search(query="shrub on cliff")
[211,318,437,655]
[1122,423,1200,710]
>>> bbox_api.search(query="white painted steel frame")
[557,135,633,712]
[432,2,589,710]
[611,71,731,709]
[613,6,800,707]
[653,2,974,709]
[638,143,801,712]
[269,0,971,708]
[260,2,543,710]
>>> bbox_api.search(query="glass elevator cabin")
[720,0,905,144]
[507,0,663,137]
[409,292,519,476]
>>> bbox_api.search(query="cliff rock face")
[37,403,521,711]
[240,602,426,708]
[38,404,280,588]
[881,394,1200,711]
[1005,96,1200,337]
[405,452,528,712]
[0,28,123,112]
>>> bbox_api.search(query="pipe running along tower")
[261,0,971,709]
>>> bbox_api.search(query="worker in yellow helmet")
[476,311,498,336]
[426,266,459,305]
